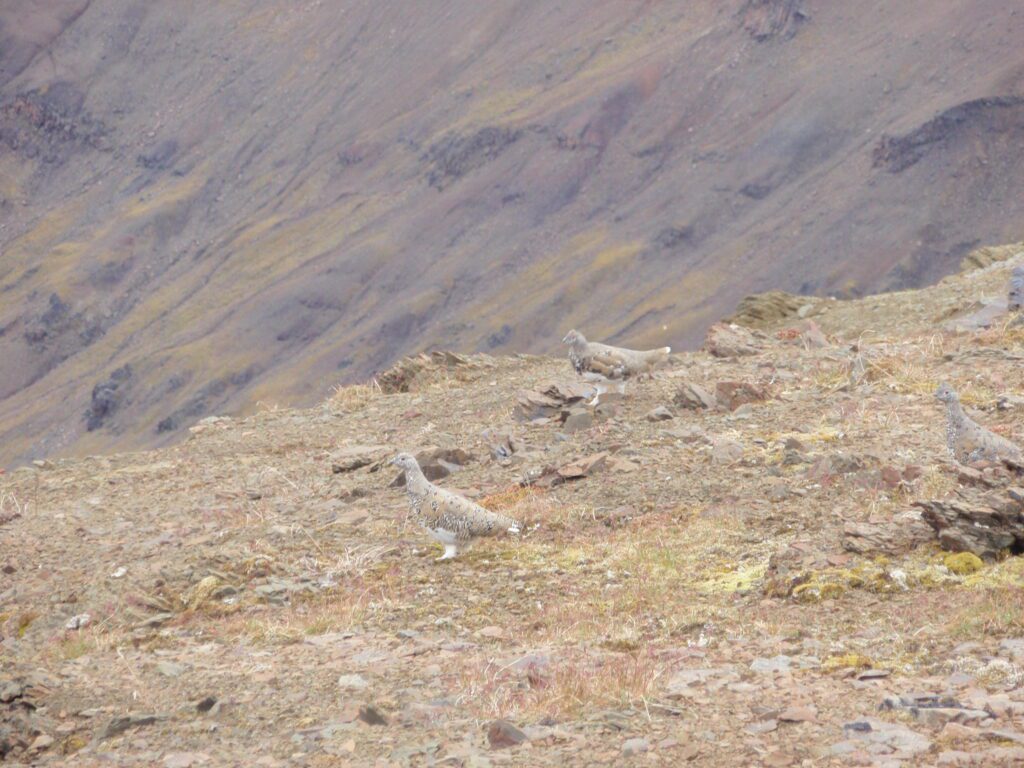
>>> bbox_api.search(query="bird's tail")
[640,346,671,358]
[503,513,524,535]
[637,347,672,367]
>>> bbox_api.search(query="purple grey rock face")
[1009,266,1024,311]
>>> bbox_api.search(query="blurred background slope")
[1,0,1023,465]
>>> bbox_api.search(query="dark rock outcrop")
[741,0,809,41]
[426,126,522,190]
[874,97,1024,174]
[727,291,812,330]
[84,365,133,432]
[914,489,1024,558]
[704,324,765,358]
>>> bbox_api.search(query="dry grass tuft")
[480,485,542,512]
[16,610,39,638]
[917,466,957,499]
[946,586,1024,639]
[329,381,382,412]
[863,355,935,397]
[55,636,97,661]
[480,485,559,526]
[456,648,666,719]
[0,491,26,523]
[218,581,395,645]
[49,625,116,661]
[974,318,1024,348]
[238,616,305,645]
[316,544,397,579]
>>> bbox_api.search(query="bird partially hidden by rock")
[561,329,671,380]
[935,383,1023,467]
[390,453,521,560]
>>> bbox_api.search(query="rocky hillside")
[2,254,1024,765]
[2,1,1024,466]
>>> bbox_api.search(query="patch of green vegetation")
[62,733,89,755]
[793,581,846,603]
[778,550,1012,603]
[56,636,95,661]
[698,562,767,594]
[962,554,1024,588]
[944,552,984,576]
[947,586,1024,639]
[822,653,873,672]
[16,610,38,638]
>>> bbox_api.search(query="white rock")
[337,674,369,690]
[65,613,91,630]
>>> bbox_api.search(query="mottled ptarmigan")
[935,383,1023,465]
[390,453,521,560]
[561,329,671,380]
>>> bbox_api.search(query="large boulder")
[841,512,934,556]
[914,488,1024,558]
[377,351,492,393]
[715,381,770,411]
[725,290,813,329]
[958,241,1024,272]
[704,323,765,358]
[673,381,716,410]
[388,446,474,487]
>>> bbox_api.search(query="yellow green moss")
[917,565,961,587]
[16,610,37,638]
[62,734,89,755]
[944,552,984,576]
[822,653,874,671]
[792,580,847,603]
[698,563,767,594]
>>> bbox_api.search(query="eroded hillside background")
[2,0,1023,465]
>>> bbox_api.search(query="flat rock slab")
[665,666,739,698]
[836,717,932,757]
[942,298,1007,332]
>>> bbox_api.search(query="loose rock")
[674,382,716,410]
[704,323,765,357]
[487,719,528,748]
[64,614,90,631]
[621,737,650,756]
[715,381,769,411]
[645,406,674,422]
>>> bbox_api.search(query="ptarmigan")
[935,383,1023,465]
[561,329,671,380]
[390,453,521,560]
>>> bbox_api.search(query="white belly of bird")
[427,527,458,545]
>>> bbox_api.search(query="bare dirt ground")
[2,257,1024,767]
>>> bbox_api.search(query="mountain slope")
[2,0,1024,465]
[3,254,1024,764]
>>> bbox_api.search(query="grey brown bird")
[390,453,521,560]
[561,329,671,380]
[935,383,1023,465]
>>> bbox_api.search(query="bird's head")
[934,383,958,403]
[389,452,420,472]
[562,329,584,346]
